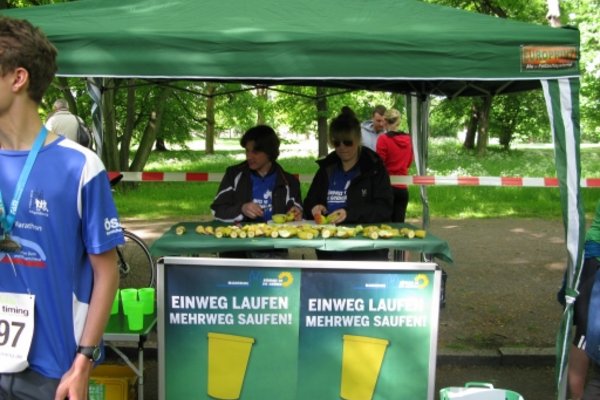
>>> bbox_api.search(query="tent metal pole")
[86,77,103,157]
[407,93,430,231]
[541,78,585,400]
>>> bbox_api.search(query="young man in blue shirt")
[0,16,123,399]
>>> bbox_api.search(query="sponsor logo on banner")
[398,274,430,289]
[521,45,578,71]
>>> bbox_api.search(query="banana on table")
[174,221,426,240]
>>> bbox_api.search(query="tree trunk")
[120,81,136,170]
[316,87,329,158]
[155,138,168,151]
[463,102,478,149]
[205,83,216,154]
[546,0,561,27]
[476,95,492,155]
[56,77,79,115]
[499,98,521,150]
[101,79,120,171]
[498,128,511,150]
[256,87,268,125]
[130,87,170,171]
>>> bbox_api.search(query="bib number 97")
[0,320,25,347]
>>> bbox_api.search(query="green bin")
[439,382,524,400]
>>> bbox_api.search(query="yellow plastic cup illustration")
[124,300,144,331]
[138,288,155,315]
[120,288,137,315]
[207,332,255,400]
[340,335,389,400]
[111,289,120,315]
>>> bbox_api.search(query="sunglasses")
[333,139,354,147]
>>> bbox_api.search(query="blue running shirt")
[251,172,277,221]
[327,165,358,213]
[0,138,124,379]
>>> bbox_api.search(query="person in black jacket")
[211,125,302,223]
[303,106,393,261]
[211,125,302,259]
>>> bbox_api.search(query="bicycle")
[110,174,156,289]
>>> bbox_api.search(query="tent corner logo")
[521,45,578,72]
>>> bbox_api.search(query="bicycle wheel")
[117,230,156,289]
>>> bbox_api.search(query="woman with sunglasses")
[303,106,393,261]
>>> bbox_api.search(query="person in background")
[211,124,302,224]
[360,104,387,151]
[557,200,600,399]
[304,106,393,261]
[376,108,413,224]
[45,98,79,142]
[579,199,600,399]
[0,16,122,399]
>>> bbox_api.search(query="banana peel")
[185,222,427,241]
[320,226,336,238]
[314,213,329,225]
[271,214,288,224]
[314,209,344,225]
[326,210,344,224]
[286,210,296,222]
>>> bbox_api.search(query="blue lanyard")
[0,126,48,235]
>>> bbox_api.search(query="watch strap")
[77,345,101,362]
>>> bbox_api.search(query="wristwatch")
[77,345,101,362]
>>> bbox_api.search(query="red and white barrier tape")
[108,171,600,188]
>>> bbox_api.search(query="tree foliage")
[4,0,600,169]
[570,0,600,141]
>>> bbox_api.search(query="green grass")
[113,139,600,220]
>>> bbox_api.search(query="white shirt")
[46,110,79,142]
[360,120,381,151]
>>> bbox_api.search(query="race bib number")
[0,292,35,373]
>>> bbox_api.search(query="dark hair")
[373,104,387,116]
[329,106,361,146]
[240,125,280,161]
[0,16,57,104]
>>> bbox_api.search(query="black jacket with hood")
[211,161,302,223]
[303,147,393,223]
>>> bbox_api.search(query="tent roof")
[2,0,580,96]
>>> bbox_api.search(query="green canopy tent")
[1,0,584,398]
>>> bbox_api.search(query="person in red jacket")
[376,108,414,223]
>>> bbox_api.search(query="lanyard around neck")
[0,126,48,235]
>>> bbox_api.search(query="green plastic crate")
[88,379,106,400]
[439,382,524,400]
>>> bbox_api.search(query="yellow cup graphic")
[340,335,389,400]
[207,332,255,400]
